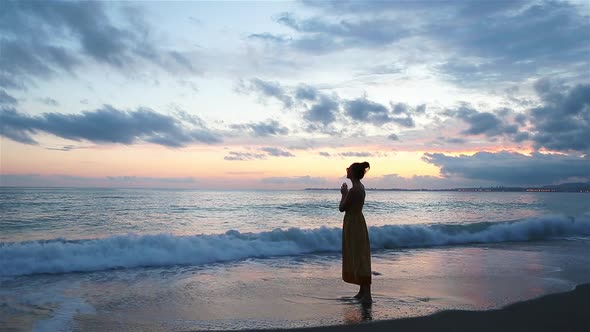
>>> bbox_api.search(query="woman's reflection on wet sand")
[343,302,372,324]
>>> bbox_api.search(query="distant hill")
[542,182,590,192]
[305,182,590,192]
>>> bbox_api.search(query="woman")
[339,161,372,303]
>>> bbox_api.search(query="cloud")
[0,105,221,147]
[304,95,339,126]
[45,145,85,152]
[37,97,59,106]
[434,1,589,82]
[318,151,377,158]
[230,119,289,137]
[339,152,374,158]
[0,174,198,188]
[302,0,521,15]
[224,147,296,161]
[0,90,17,105]
[387,133,399,141]
[240,79,428,134]
[365,173,475,190]
[344,98,415,127]
[440,80,589,153]
[1,1,197,89]
[106,176,197,184]
[261,147,295,157]
[528,80,590,153]
[260,175,328,185]
[253,1,589,84]
[445,105,518,137]
[248,33,291,44]
[440,137,466,144]
[239,78,293,108]
[294,84,319,101]
[423,151,590,186]
[224,151,266,161]
[268,12,410,54]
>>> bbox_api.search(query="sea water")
[1,188,589,331]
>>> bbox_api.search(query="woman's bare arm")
[339,183,349,212]
[340,187,360,212]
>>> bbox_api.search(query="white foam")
[1,214,589,277]
[32,295,95,332]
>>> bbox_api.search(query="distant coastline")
[306,182,590,193]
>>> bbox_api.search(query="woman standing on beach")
[339,161,372,304]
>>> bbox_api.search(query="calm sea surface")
[2,188,588,242]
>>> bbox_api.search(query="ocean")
[1,188,589,331]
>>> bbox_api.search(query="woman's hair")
[350,161,370,179]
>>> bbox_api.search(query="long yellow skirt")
[342,211,372,285]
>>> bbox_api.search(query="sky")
[1,0,589,189]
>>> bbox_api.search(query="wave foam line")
[2,214,589,277]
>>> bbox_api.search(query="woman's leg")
[360,284,372,303]
[354,286,363,299]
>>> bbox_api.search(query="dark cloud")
[514,113,527,125]
[345,98,390,125]
[302,0,528,16]
[528,81,590,153]
[0,105,221,147]
[294,84,319,101]
[436,136,466,145]
[344,98,415,127]
[240,79,427,133]
[513,132,530,143]
[248,33,291,44]
[0,107,42,144]
[388,133,399,141]
[423,151,590,186]
[231,119,289,137]
[447,105,517,136]
[366,173,475,190]
[253,1,588,83]
[319,151,331,157]
[304,95,339,126]
[441,81,589,153]
[268,12,410,53]
[241,78,293,108]
[0,38,80,88]
[0,89,17,105]
[261,147,295,157]
[434,1,589,83]
[415,104,427,114]
[0,1,197,89]
[238,79,340,131]
[224,151,266,161]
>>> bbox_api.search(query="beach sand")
[232,283,590,332]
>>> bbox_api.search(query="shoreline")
[230,283,590,332]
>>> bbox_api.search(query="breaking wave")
[2,214,589,277]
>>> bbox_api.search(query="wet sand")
[233,283,590,332]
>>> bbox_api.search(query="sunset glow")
[1,1,588,189]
